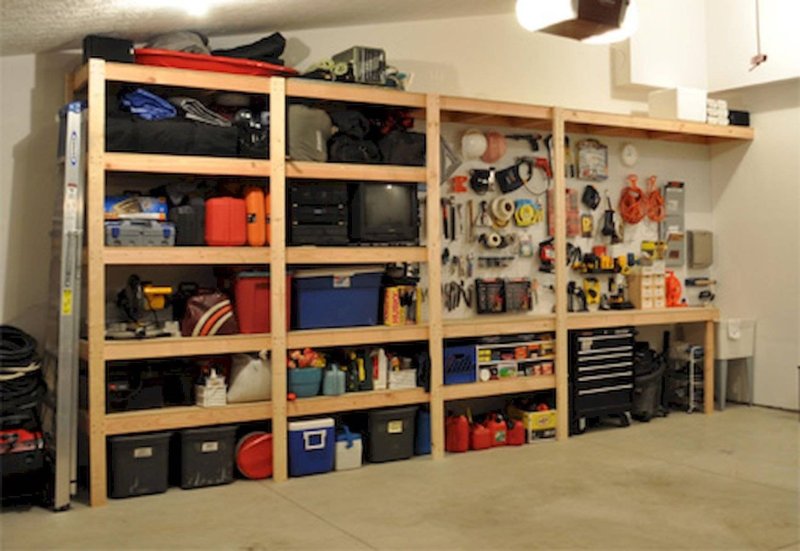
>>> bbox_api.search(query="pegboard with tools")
[439,124,556,318]
[561,134,715,312]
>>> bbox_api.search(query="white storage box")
[388,369,417,389]
[648,88,707,122]
[335,428,362,471]
[715,319,756,360]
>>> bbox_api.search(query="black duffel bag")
[379,130,426,166]
[328,132,381,164]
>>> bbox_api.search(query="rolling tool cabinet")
[569,327,635,434]
[67,58,751,506]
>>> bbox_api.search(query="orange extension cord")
[619,174,646,224]
[646,175,665,222]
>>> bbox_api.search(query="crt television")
[349,182,419,244]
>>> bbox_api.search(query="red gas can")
[484,414,507,447]
[445,415,469,453]
[506,419,525,446]
[470,423,492,451]
[205,197,247,246]
[234,272,291,334]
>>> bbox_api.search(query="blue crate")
[444,345,477,385]
[292,269,383,330]
[288,418,335,477]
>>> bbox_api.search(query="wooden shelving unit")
[73,59,752,506]
[442,375,557,401]
[287,388,429,417]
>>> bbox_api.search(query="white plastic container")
[648,88,707,122]
[335,428,362,471]
[715,319,756,360]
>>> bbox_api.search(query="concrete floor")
[2,406,798,550]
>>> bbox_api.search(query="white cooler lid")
[289,418,334,431]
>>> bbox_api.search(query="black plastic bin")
[108,432,171,499]
[367,406,418,463]
[177,425,236,489]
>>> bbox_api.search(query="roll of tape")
[479,368,491,382]
[491,197,515,223]
[515,202,536,227]
[485,232,502,248]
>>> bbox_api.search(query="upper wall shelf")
[75,62,272,94]
[440,96,553,130]
[563,109,754,144]
[104,152,271,177]
[286,79,426,109]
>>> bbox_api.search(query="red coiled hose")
[619,174,646,224]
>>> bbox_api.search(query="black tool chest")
[569,326,635,434]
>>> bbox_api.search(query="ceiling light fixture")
[515,0,638,44]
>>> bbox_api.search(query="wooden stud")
[103,247,271,266]
[552,108,570,442]
[441,376,556,401]
[269,78,289,483]
[287,389,429,418]
[104,152,271,177]
[105,62,271,94]
[425,95,446,460]
[704,320,715,414]
[567,307,719,330]
[443,314,556,339]
[106,402,273,435]
[286,79,426,108]
[287,325,428,349]
[286,246,427,265]
[286,161,425,182]
[103,334,273,361]
[86,59,108,506]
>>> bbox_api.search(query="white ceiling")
[0,0,514,56]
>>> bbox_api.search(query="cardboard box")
[648,88,707,122]
[507,406,557,431]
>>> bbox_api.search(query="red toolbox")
[205,197,246,246]
[234,271,291,333]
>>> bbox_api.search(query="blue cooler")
[288,418,335,477]
[292,268,383,329]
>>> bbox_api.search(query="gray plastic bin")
[178,425,236,489]
[108,432,171,499]
[367,406,418,463]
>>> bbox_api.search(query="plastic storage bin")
[444,345,476,385]
[715,319,756,360]
[367,406,417,463]
[108,432,171,499]
[335,427,363,471]
[292,268,383,329]
[234,272,291,334]
[177,425,236,489]
[288,367,323,397]
[289,418,335,477]
[414,409,431,455]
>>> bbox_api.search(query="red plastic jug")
[484,414,507,447]
[205,197,246,246]
[445,415,469,453]
[470,423,492,451]
[506,419,525,446]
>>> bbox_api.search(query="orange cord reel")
[619,174,646,224]
[665,270,685,307]
[645,175,665,222]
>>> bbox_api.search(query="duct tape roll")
[514,200,536,227]
[479,368,491,382]
[483,232,503,248]
[491,197,515,223]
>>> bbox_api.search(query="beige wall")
[710,78,800,410]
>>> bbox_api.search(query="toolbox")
[289,182,348,245]
[367,406,417,463]
[176,425,236,489]
[288,418,335,476]
[292,268,383,329]
[569,327,634,434]
[104,220,175,246]
[205,197,247,246]
[108,432,171,498]
[234,272,291,334]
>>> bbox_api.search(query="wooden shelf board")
[442,375,556,401]
[440,96,552,128]
[286,246,427,264]
[105,402,272,435]
[443,314,556,339]
[287,325,428,349]
[286,79,426,108]
[286,161,425,182]
[563,109,754,144]
[102,333,271,361]
[287,388,429,417]
[104,62,271,94]
[104,247,270,265]
[567,307,719,330]
[72,64,89,92]
[104,152,270,177]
